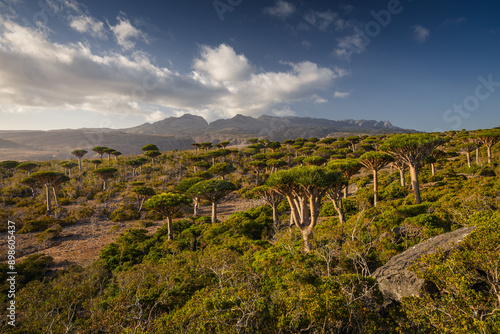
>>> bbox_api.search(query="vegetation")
[2,127,500,333]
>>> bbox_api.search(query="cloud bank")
[0,18,345,122]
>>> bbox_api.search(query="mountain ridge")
[0,114,416,160]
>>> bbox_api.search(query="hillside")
[0,114,415,160]
[1,129,499,333]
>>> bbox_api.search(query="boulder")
[373,226,476,302]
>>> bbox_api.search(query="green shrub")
[109,204,139,222]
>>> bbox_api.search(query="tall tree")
[380,134,444,204]
[30,171,66,214]
[92,167,118,190]
[144,193,191,240]
[475,129,500,163]
[51,174,70,208]
[71,149,88,171]
[359,152,394,206]
[458,142,477,168]
[17,162,38,176]
[187,179,237,223]
[266,166,345,252]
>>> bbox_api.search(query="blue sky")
[0,0,499,132]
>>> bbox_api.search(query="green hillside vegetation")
[1,128,500,333]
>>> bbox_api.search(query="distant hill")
[0,114,416,160]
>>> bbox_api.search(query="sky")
[0,0,499,132]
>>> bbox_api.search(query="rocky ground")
[3,193,265,271]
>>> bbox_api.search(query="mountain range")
[0,114,415,160]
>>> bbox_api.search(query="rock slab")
[373,226,476,302]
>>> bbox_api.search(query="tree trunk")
[466,152,471,168]
[52,187,60,208]
[487,146,492,163]
[373,170,378,207]
[256,170,260,185]
[78,158,82,172]
[409,164,422,204]
[211,201,217,223]
[302,228,313,253]
[272,203,279,228]
[45,184,52,214]
[193,198,200,216]
[343,184,348,198]
[166,216,173,240]
[399,168,406,187]
[431,163,436,176]
[103,180,107,191]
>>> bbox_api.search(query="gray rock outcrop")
[373,226,476,302]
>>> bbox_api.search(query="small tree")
[247,161,267,185]
[218,141,230,148]
[30,171,66,214]
[175,177,205,216]
[187,179,237,223]
[19,177,39,197]
[359,152,394,206]
[92,167,118,190]
[327,159,362,197]
[144,193,192,240]
[144,150,162,166]
[71,149,88,171]
[303,156,327,166]
[252,185,284,230]
[125,159,142,177]
[90,159,102,169]
[380,134,443,204]
[103,148,115,162]
[111,150,122,161]
[207,162,236,180]
[60,161,78,176]
[131,186,155,212]
[17,162,38,176]
[266,159,287,173]
[475,129,500,163]
[141,144,159,151]
[0,161,19,177]
[92,146,108,160]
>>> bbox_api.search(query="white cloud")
[333,91,351,98]
[0,18,346,122]
[334,32,368,61]
[263,1,296,20]
[303,10,352,32]
[70,15,107,39]
[413,25,430,43]
[193,44,252,82]
[145,110,166,123]
[109,15,146,50]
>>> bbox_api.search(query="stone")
[372,226,476,302]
